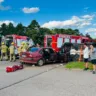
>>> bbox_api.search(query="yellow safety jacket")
[1,45,8,53]
[18,46,23,54]
[21,46,26,52]
[24,43,29,50]
[9,45,15,54]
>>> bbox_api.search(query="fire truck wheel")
[37,59,44,66]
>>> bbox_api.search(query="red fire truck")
[44,34,91,52]
[4,34,34,55]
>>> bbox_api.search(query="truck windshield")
[17,39,27,47]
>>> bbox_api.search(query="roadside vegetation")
[65,61,93,70]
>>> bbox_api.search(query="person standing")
[21,42,27,52]
[90,44,96,74]
[1,42,8,61]
[18,42,23,56]
[18,42,26,54]
[26,42,29,50]
[24,42,29,51]
[70,46,76,61]
[78,45,83,62]
[9,42,16,62]
[83,43,89,71]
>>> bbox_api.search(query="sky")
[0,0,96,38]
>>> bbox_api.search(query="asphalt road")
[0,61,96,96]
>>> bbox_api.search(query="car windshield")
[28,47,39,52]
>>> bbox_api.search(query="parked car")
[20,47,57,66]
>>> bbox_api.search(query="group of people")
[0,42,30,62]
[70,43,96,74]
[0,42,16,61]
[83,43,96,74]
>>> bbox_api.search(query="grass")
[65,61,93,70]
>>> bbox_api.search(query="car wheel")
[37,59,44,66]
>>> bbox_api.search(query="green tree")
[26,20,52,45]
[74,29,80,35]
[0,23,8,35]
[16,23,25,35]
[66,28,74,35]
[26,20,40,44]
[51,28,80,35]
[7,23,15,35]
[28,20,40,29]
[86,33,92,39]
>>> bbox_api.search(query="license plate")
[27,58,32,60]
[22,55,26,57]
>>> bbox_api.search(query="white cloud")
[85,28,96,33]
[0,0,4,3]
[82,15,94,20]
[42,16,79,28]
[42,15,93,29]
[79,22,91,28]
[0,20,15,26]
[22,7,40,13]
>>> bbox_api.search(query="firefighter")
[21,42,26,52]
[9,42,16,62]
[21,42,29,52]
[25,42,29,50]
[1,42,8,61]
[18,42,24,56]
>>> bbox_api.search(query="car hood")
[29,52,39,57]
